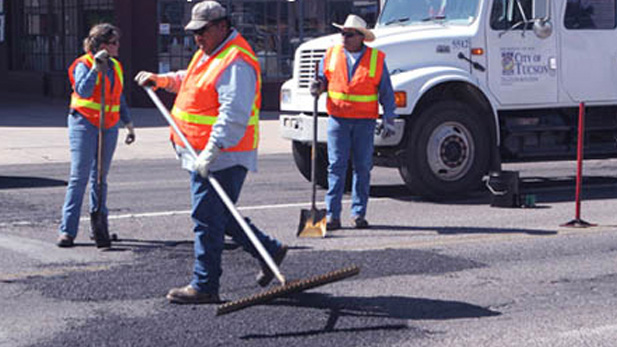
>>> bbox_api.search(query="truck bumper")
[279,113,405,146]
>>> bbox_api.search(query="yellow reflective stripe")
[111,58,124,87]
[252,104,260,149]
[171,107,217,125]
[71,97,121,112]
[328,46,341,72]
[369,48,378,78]
[219,44,258,62]
[328,91,378,102]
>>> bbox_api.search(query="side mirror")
[533,18,553,39]
[533,0,552,38]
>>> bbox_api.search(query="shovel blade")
[90,211,111,248]
[297,208,327,238]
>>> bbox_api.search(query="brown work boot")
[256,244,288,287]
[56,233,74,248]
[166,285,220,304]
[351,216,369,229]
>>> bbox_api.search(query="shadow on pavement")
[0,176,67,189]
[361,225,557,236]
[241,293,500,339]
[369,175,617,206]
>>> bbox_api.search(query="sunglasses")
[106,40,119,46]
[341,31,363,38]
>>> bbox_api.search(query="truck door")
[486,0,558,105]
[560,0,617,102]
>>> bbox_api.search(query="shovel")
[297,63,327,238]
[90,68,111,249]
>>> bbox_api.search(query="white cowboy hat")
[332,14,375,42]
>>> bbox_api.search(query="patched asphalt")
[19,244,491,346]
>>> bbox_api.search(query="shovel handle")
[143,87,286,285]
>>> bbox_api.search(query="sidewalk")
[0,92,289,166]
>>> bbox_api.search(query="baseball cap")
[184,1,227,31]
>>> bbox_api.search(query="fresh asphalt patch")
[18,244,495,346]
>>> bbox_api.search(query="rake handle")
[144,87,286,285]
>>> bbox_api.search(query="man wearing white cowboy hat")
[310,14,398,231]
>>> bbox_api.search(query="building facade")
[0,0,379,109]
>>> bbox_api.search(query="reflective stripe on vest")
[170,34,261,152]
[324,45,384,119]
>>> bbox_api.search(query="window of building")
[564,0,616,29]
[15,0,114,72]
[156,0,378,81]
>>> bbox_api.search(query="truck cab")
[280,0,617,199]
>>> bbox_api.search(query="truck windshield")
[378,0,480,27]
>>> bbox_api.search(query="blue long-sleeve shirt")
[318,45,397,120]
[72,62,132,125]
[162,29,258,172]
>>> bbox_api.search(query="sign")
[159,23,170,35]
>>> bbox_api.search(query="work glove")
[93,50,110,72]
[193,141,222,178]
[376,118,396,139]
[124,122,136,145]
[134,71,170,90]
[309,79,324,97]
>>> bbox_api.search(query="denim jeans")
[59,113,118,237]
[325,116,376,221]
[189,165,282,294]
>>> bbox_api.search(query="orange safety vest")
[171,33,261,152]
[68,54,124,129]
[324,44,385,119]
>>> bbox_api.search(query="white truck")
[279,0,617,199]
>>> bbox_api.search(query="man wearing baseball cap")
[135,1,287,304]
[310,14,398,231]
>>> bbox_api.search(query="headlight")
[280,89,292,105]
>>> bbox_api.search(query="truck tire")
[399,100,490,199]
[291,140,352,191]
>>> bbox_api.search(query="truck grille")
[297,49,326,89]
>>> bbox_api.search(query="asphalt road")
[3,154,617,346]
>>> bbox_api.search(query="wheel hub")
[441,135,467,168]
[427,122,474,181]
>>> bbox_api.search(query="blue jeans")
[59,113,118,238]
[189,165,282,294]
[326,116,376,221]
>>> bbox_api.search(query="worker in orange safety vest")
[57,23,135,248]
[310,14,398,231]
[134,0,287,305]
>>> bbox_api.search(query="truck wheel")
[399,100,490,199]
[291,140,352,191]
[292,140,328,189]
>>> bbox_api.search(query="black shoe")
[326,219,341,231]
[256,245,288,287]
[352,216,369,229]
[56,233,74,248]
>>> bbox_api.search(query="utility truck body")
[280,0,617,198]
